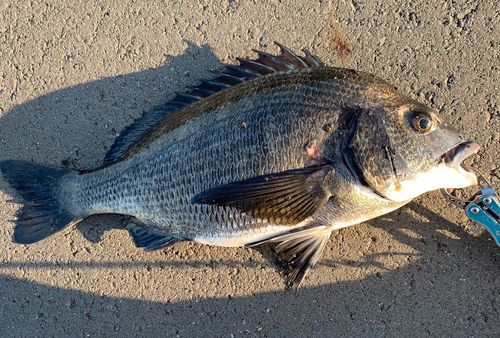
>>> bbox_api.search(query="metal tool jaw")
[442,166,500,247]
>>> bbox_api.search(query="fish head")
[342,99,479,203]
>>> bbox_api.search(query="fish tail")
[0,160,81,244]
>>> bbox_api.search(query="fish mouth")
[440,141,480,186]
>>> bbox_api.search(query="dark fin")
[236,57,276,75]
[0,160,81,244]
[103,42,324,165]
[125,224,183,251]
[103,106,178,166]
[274,42,312,68]
[192,165,333,225]
[248,226,331,287]
[301,48,324,67]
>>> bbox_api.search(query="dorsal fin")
[103,42,323,166]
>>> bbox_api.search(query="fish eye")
[411,113,433,133]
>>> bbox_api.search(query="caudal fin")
[0,160,81,244]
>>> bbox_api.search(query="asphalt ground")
[0,1,499,336]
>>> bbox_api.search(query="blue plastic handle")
[465,195,500,247]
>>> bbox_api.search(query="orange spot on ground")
[328,25,353,61]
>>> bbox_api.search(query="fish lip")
[442,141,480,167]
[440,141,480,185]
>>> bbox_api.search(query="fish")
[0,43,480,286]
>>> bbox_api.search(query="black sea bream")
[0,44,479,285]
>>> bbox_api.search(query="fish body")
[62,67,406,243]
[0,44,479,285]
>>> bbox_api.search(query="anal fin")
[126,224,184,251]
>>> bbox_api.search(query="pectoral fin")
[192,165,333,225]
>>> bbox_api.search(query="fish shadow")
[322,200,499,273]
